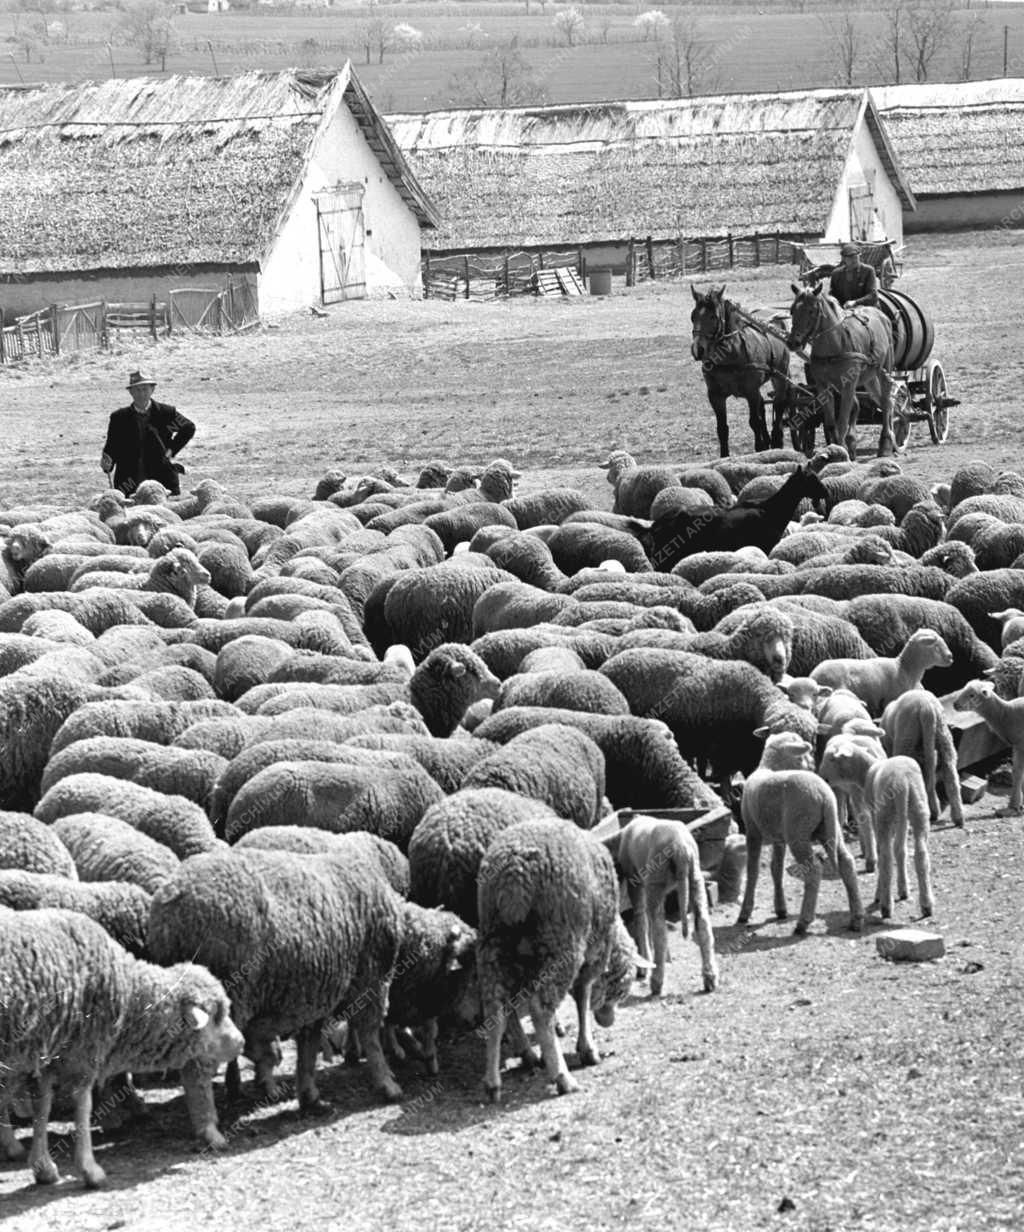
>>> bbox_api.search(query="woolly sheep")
[0,810,77,877]
[649,486,713,519]
[471,579,577,637]
[40,736,227,816]
[407,788,558,925]
[35,774,219,859]
[0,869,152,956]
[0,588,196,633]
[462,724,605,829]
[147,845,407,1133]
[478,820,637,1100]
[739,732,863,935]
[341,732,496,793]
[234,828,409,896]
[604,815,718,996]
[819,737,934,919]
[602,451,681,518]
[50,811,180,893]
[491,667,628,717]
[946,570,1024,653]
[502,489,591,529]
[810,628,953,715]
[879,690,964,828]
[49,698,235,756]
[224,756,444,849]
[0,907,242,1184]
[474,706,722,812]
[919,541,978,578]
[714,599,876,677]
[19,609,96,644]
[546,521,653,574]
[68,548,210,608]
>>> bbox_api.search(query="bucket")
[589,270,612,296]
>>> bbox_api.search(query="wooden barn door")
[848,185,874,243]
[316,184,366,304]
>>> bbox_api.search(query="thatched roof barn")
[0,65,437,317]
[872,79,1024,232]
[386,88,914,256]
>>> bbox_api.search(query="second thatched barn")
[386,88,914,266]
[873,78,1024,233]
[0,64,438,319]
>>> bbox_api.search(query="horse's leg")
[707,383,730,457]
[876,370,895,457]
[839,369,858,461]
[747,385,770,453]
[768,369,786,449]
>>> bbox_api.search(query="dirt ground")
[3,230,1024,1230]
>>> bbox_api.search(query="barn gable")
[386,89,914,251]
[0,66,436,279]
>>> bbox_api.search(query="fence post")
[700,237,707,273]
[463,255,470,300]
[424,252,431,298]
[149,295,158,341]
[51,304,60,355]
[17,318,25,358]
[626,238,635,287]
[774,231,780,263]
[0,307,5,365]
[99,301,108,350]
[646,235,655,279]
[503,253,510,298]
[753,234,761,267]
[727,232,734,268]
[35,313,44,357]
[677,234,686,278]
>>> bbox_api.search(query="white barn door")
[316,184,366,304]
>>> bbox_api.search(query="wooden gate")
[316,184,366,304]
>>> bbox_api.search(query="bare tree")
[871,0,906,84]
[448,38,547,107]
[552,6,584,47]
[353,15,390,65]
[906,0,953,82]
[12,12,45,62]
[958,11,985,82]
[821,10,859,87]
[120,0,176,68]
[649,10,716,98]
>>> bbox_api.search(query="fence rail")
[0,279,259,366]
[627,232,808,284]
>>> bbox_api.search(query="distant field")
[3,4,1024,109]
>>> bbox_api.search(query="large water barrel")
[877,289,934,372]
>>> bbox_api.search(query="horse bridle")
[787,291,852,353]
[691,297,740,363]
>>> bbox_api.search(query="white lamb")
[954,681,1024,814]
[819,737,935,920]
[606,816,718,996]
[739,731,863,935]
[810,628,953,716]
[814,687,884,871]
[880,689,964,828]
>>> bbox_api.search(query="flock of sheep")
[1,445,1024,1193]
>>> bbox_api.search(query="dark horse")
[787,281,895,461]
[690,284,792,457]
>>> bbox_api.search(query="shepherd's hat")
[127,370,157,389]
[838,242,860,257]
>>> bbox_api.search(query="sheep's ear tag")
[447,661,467,679]
[187,1005,210,1031]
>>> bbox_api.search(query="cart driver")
[829,242,879,310]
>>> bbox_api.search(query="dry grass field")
[3,4,1024,108]
[2,230,1024,1231]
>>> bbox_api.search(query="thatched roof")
[386,89,914,250]
[873,78,1024,196]
[0,65,436,276]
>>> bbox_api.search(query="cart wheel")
[892,383,913,449]
[928,362,950,444]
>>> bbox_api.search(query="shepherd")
[100,370,196,496]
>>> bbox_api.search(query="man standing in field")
[100,370,195,496]
[829,242,879,310]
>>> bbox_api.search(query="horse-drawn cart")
[736,286,959,455]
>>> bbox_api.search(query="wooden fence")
[423,249,587,301]
[627,233,807,284]
[0,279,259,366]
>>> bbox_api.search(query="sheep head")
[905,628,954,669]
[953,680,996,712]
[600,451,636,485]
[592,916,641,1028]
[733,609,793,683]
[147,547,211,606]
[752,730,815,771]
[409,644,501,737]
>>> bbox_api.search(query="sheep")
[68,547,211,607]
[990,608,1024,650]
[377,561,517,655]
[880,690,964,828]
[819,737,934,919]
[96,642,219,691]
[812,689,885,870]
[493,668,631,716]
[599,647,818,782]
[919,540,978,578]
[650,486,713,519]
[477,819,636,1100]
[234,828,409,896]
[667,607,794,682]
[40,737,227,817]
[341,732,496,793]
[738,731,863,935]
[714,599,876,676]
[545,521,654,574]
[471,580,577,637]
[502,489,591,529]
[810,629,953,716]
[676,466,735,507]
[49,812,180,893]
[0,907,242,1184]
[223,756,445,849]
[841,594,998,694]
[462,724,605,829]
[0,588,197,634]
[946,571,1024,654]
[407,788,559,925]
[0,869,152,956]
[473,707,721,812]
[949,460,998,508]
[147,844,408,1135]
[19,609,96,644]
[49,698,236,756]
[947,493,1024,534]
[243,575,368,648]
[100,663,216,703]
[789,563,954,603]
[603,815,718,996]
[34,774,219,859]
[602,451,681,518]
[953,681,1024,813]
[856,474,933,521]
[0,810,77,878]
